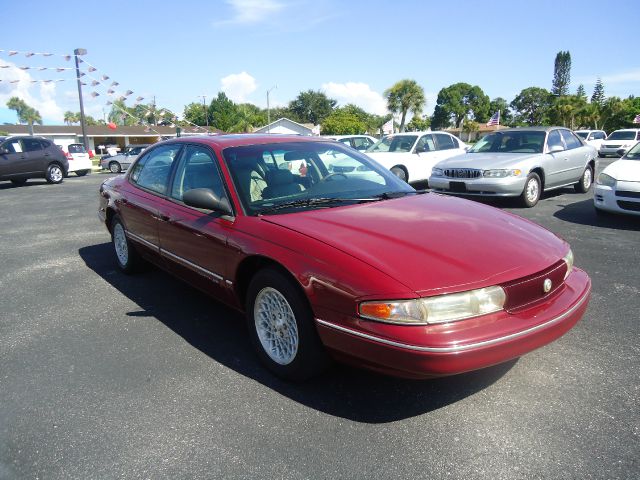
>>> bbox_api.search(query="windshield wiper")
[258,196,384,214]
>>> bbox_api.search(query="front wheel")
[109,161,122,173]
[76,169,90,177]
[390,166,408,182]
[246,269,330,381]
[574,165,593,193]
[45,163,64,184]
[520,172,541,207]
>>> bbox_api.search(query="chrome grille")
[443,168,482,179]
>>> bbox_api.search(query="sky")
[1,0,638,125]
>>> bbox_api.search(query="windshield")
[366,135,418,153]
[68,144,86,153]
[223,141,414,215]
[624,142,640,160]
[468,131,546,153]
[607,131,637,141]
[575,132,588,139]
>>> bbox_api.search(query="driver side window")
[131,144,182,195]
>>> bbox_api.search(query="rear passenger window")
[434,133,455,150]
[22,138,43,152]
[170,145,227,203]
[131,144,182,195]
[560,130,581,150]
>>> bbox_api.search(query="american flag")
[486,111,500,126]
[633,114,640,124]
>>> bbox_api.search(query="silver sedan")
[429,127,597,207]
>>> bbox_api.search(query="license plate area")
[449,181,467,193]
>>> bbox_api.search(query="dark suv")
[0,136,69,186]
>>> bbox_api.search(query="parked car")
[594,141,640,216]
[101,144,150,173]
[575,129,607,151]
[65,143,92,176]
[323,135,378,151]
[0,136,69,186]
[365,131,467,183]
[598,129,640,157]
[429,127,597,207]
[98,134,591,381]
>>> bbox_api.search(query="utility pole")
[199,95,208,131]
[266,85,277,133]
[73,48,88,150]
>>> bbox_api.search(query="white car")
[594,141,640,216]
[323,135,378,152]
[365,131,467,183]
[598,129,640,157]
[65,143,92,176]
[575,130,607,151]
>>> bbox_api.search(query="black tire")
[246,268,330,381]
[574,165,593,193]
[76,169,90,177]
[520,172,541,208]
[109,161,122,173]
[45,163,64,184]
[11,178,27,186]
[110,214,143,274]
[390,166,408,182]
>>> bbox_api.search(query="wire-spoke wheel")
[110,214,143,273]
[575,165,593,193]
[246,268,330,380]
[520,172,541,207]
[109,162,122,173]
[46,164,64,184]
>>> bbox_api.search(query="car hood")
[261,194,567,296]
[603,159,640,182]
[435,152,541,169]
[365,151,412,165]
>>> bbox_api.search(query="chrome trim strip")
[225,279,234,286]
[126,231,159,252]
[160,248,223,282]
[316,289,589,353]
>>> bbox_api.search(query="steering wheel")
[322,173,348,182]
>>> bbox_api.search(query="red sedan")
[98,135,591,380]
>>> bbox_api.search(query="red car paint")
[98,135,591,379]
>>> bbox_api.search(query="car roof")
[159,134,332,149]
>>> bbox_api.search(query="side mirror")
[0,147,9,155]
[414,146,426,154]
[183,188,233,215]
[616,148,626,157]
[548,144,564,154]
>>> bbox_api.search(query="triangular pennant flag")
[81,81,87,86]
[78,58,84,63]
[38,67,47,70]
[30,80,38,83]
[101,75,109,81]
[91,80,100,86]
[8,51,18,56]
[55,79,64,82]
[91,92,100,98]
[88,66,96,72]
[43,80,52,83]
[110,81,119,87]
[135,96,144,102]
[64,55,71,61]
[0,65,9,68]
[107,89,115,94]
[124,90,133,96]
[106,101,113,105]
[144,126,151,133]
[10,79,20,83]
[43,53,53,57]
[25,52,34,57]
[19,66,30,70]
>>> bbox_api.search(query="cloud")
[215,0,284,26]
[321,82,388,115]
[220,71,257,102]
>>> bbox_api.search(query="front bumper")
[599,146,628,157]
[316,268,591,379]
[594,183,640,216]
[429,175,526,197]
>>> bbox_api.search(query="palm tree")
[6,97,43,134]
[384,80,426,132]
[64,111,77,125]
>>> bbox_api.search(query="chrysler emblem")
[543,278,553,293]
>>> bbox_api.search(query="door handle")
[159,214,171,222]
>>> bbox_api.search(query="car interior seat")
[262,170,303,199]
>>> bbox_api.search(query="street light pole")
[266,85,277,133]
[73,48,88,150]
[199,95,208,131]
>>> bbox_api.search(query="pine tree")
[591,78,605,107]
[552,51,572,96]
[576,84,586,99]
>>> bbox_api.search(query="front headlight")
[359,286,506,325]
[563,249,574,280]
[431,167,443,176]
[483,169,522,178]
[596,172,616,187]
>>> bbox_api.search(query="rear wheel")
[76,169,90,177]
[109,161,122,173]
[390,166,407,182]
[11,178,27,186]
[246,268,330,381]
[574,165,593,193]
[45,163,64,184]
[520,172,541,207]
[110,215,143,273]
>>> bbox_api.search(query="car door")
[119,143,183,261]
[157,144,235,302]
[559,129,589,183]
[21,137,49,174]
[410,134,440,181]
[544,129,570,188]
[0,139,27,178]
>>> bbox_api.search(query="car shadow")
[0,179,51,190]
[554,199,639,230]
[79,242,516,423]
[429,187,577,209]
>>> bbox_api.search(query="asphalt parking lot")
[1,164,638,479]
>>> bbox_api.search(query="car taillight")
[65,152,73,160]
